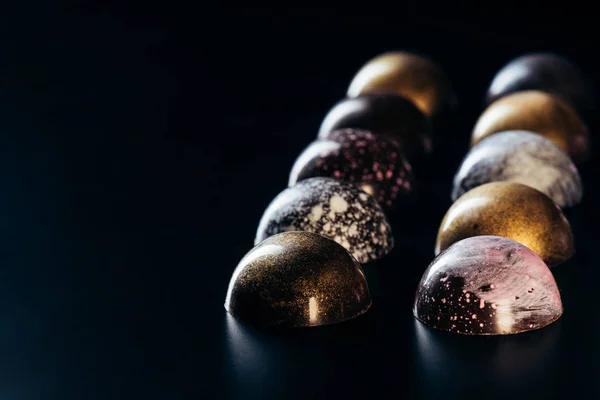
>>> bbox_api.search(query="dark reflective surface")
[224,250,595,398]
[3,4,600,400]
[413,316,563,393]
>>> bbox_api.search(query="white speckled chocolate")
[414,236,562,335]
[452,130,583,207]
[255,177,393,263]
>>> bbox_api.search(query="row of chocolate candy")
[414,53,593,335]
[225,52,453,327]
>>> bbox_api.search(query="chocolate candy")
[436,182,574,267]
[453,130,583,208]
[255,177,393,263]
[486,52,595,115]
[414,236,562,335]
[347,51,452,117]
[472,90,589,163]
[318,93,432,158]
[289,129,414,210]
[225,231,372,328]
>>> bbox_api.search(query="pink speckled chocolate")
[289,129,414,210]
[414,236,562,335]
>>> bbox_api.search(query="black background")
[1,2,599,399]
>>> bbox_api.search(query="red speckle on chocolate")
[289,129,415,211]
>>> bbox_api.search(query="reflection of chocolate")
[413,315,562,394]
[318,93,432,158]
[414,236,563,335]
[256,177,393,263]
[472,90,590,163]
[346,51,453,117]
[486,52,595,116]
[289,129,415,211]
[437,182,574,267]
[453,130,582,208]
[225,231,371,328]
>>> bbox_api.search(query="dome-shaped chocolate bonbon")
[437,182,574,267]
[472,90,589,163]
[414,236,562,335]
[226,231,371,327]
[347,51,452,117]
[318,93,432,158]
[256,177,393,263]
[289,129,414,210]
[453,130,582,208]
[486,52,595,114]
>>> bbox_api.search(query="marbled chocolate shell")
[414,235,562,335]
[225,231,371,328]
[289,129,414,210]
[452,130,582,208]
[256,177,393,263]
[436,182,574,267]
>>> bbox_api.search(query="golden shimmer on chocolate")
[471,90,589,163]
[347,51,451,117]
[436,182,574,267]
[225,231,371,328]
